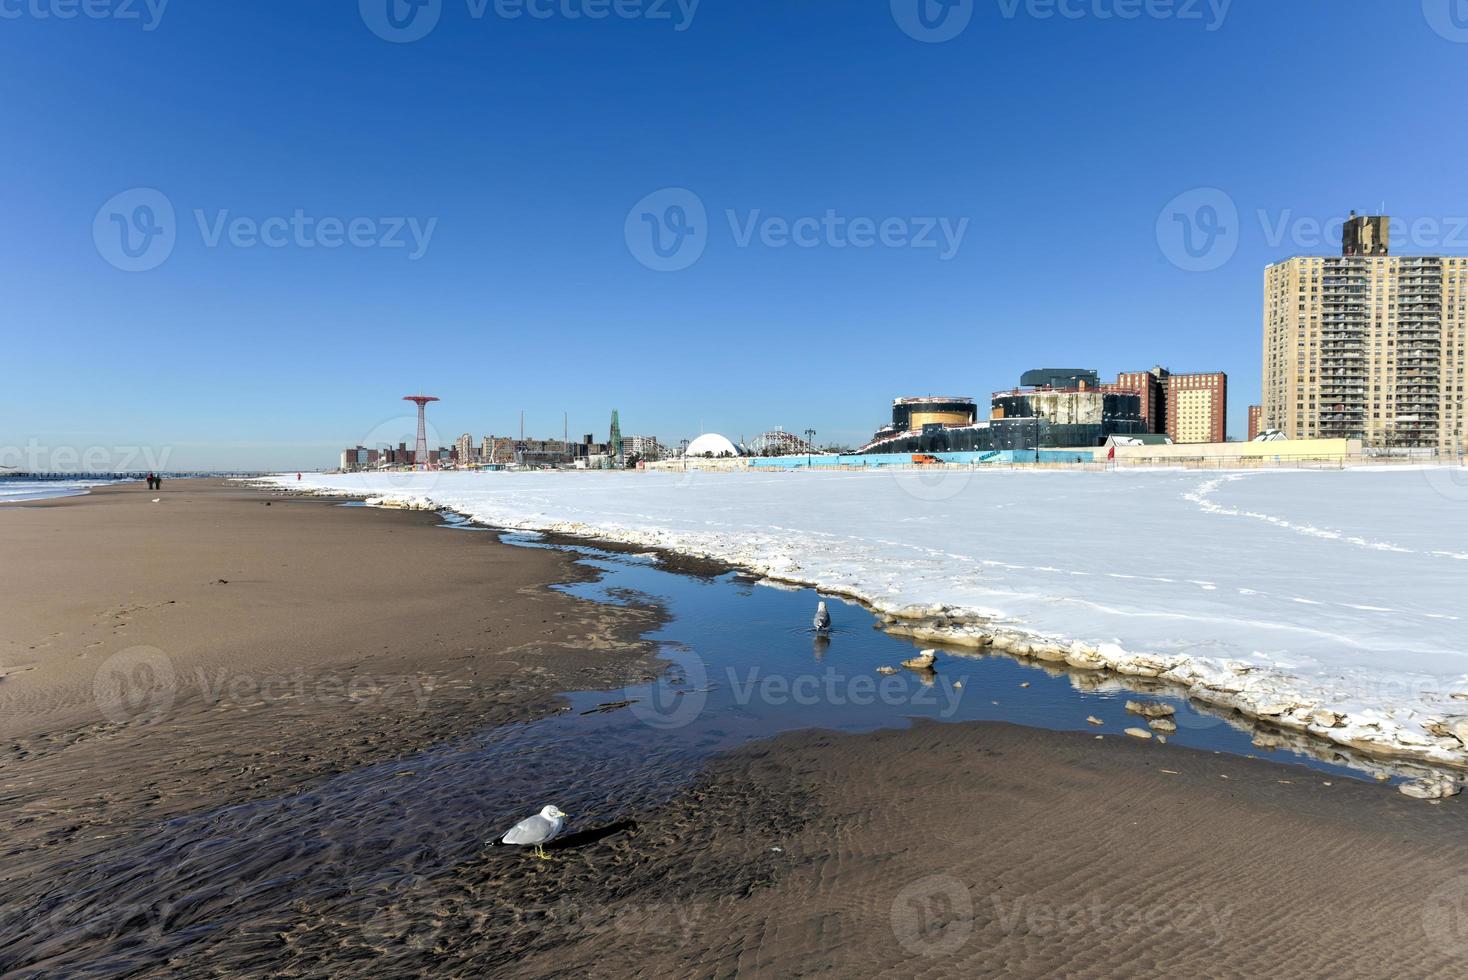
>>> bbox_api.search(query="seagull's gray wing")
[500,813,562,845]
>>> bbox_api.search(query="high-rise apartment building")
[455,433,475,465]
[1112,368,1168,434]
[1247,405,1262,441]
[622,435,665,461]
[1166,372,1228,444]
[1106,366,1226,443]
[1264,213,1468,450]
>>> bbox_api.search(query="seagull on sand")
[813,600,831,633]
[488,805,569,859]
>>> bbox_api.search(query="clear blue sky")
[4,0,1467,469]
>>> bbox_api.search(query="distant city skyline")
[6,3,1468,469]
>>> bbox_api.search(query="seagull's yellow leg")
[534,844,551,860]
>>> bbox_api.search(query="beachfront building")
[455,433,476,467]
[684,433,742,458]
[622,435,666,461]
[1165,372,1228,444]
[1106,369,1168,434]
[1103,367,1228,443]
[858,371,1147,455]
[1264,211,1468,452]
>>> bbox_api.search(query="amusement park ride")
[746,427,822,456]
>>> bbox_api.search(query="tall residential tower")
[1263,213,1467,451]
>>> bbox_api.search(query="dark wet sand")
[5,481,1468,977]
[0,481,660,919]
[486,722,1468,978]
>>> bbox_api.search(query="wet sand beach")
[0,480,662,972]
[3,481,1468,976]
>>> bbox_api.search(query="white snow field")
[266,467,1468,767]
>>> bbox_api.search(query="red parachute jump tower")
[403,394,440,470]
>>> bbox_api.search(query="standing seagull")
[488,805,569,860]
[813,600,832,633]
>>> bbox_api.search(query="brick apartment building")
[1105,367,1228,444]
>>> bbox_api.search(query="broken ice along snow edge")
[257,478,1468,793]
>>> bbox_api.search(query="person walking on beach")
[154,473,163,491]
[145,472,156,491]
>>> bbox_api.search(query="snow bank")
[259,467,1468,769]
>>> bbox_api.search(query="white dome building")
[684,433,741,458]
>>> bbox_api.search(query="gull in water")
[813,600,831,633]
[488,805,569,859]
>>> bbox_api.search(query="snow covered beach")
[264,467,1468,774]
